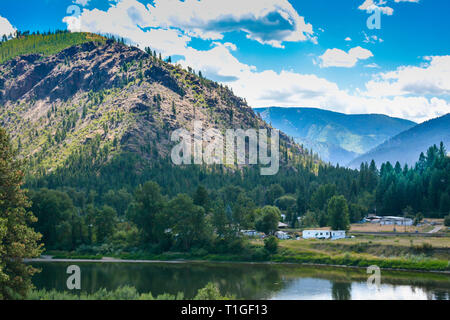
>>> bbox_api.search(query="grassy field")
[230,232,448,270]
[349,223,436,233]
[325,235,450,248]
[283,220,445,234]
[286,221,444,234]
[276,235,450,258]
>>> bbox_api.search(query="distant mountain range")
[348,113,450,168]
[254,107,416,165]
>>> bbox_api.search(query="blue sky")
[0,0,449,122]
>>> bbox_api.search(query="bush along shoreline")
[27,282,234,300]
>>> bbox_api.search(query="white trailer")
[302,230,330,239]
[330,230,346,240]
[302,230,346,240]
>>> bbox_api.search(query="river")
[30,261,450,300]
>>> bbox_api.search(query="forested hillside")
[374,142,450,216]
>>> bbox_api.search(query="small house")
[278,222,289,229]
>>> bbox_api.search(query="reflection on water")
[271,278,447,300]
[30,262,450,300]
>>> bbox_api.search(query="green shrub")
[193,282,234,300]
[250,247,269,261]
[264,236,279,254]
[27,283,231,300]
[190,247,208,257]
[444,215,450,227]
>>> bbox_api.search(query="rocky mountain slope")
[255,107,416,165]
[0,33,307,179]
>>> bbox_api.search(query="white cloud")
[146,0,316,48]
[319,47,373,68]
[74,0,90,6]
[183,51,448,122]
[358,0,420,15]
[365,63,381,68]
[223,42,237,51]
[345,37,352,41]
[358,0,394,15]
[232,70,342,106]
[362,32,383,43]
[177,43,256,82]
[232,69,448,123]
[364,56,450,97]
[214,53,449,122]
[0,15,16,38]
[63,0,189,55]
[64,0,316,49]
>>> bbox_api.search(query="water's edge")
[25,258,450,274]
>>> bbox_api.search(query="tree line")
[26,142,449,254]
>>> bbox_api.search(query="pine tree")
[0,128,42,299]
[327,195,350,231]
[193,185,209,209]
[172,101,176,114]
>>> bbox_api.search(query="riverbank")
[274,236,450,272]
[32,236,450,273]
[26,257,450,275]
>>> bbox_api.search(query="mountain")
[349,113,450,168]
[0,32,309,192]
[254,107,416,165]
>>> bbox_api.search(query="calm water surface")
[31,261,450,300]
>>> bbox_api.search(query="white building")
[380,216,413,226]
[275,231,290,240]
[302,230,346,240]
